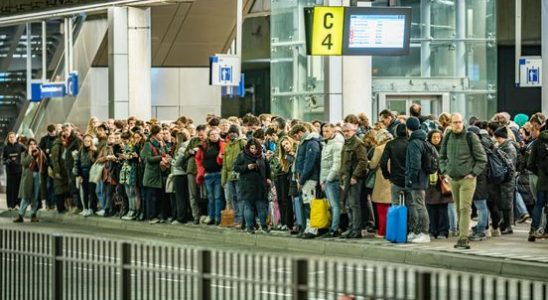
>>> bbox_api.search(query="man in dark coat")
[468,126,492,241]
[404,117,431,244]
[492,127,517,235]
[50,133,68,213]
[380,123,409,204]
[61,123,82,214]
[39,124,57,210]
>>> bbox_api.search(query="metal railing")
[1,228,547,300]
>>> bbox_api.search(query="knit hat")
[514,113,529,128]
[467,126,480,135]
[494,127,508,139]
[228,124,240,135]
[406,116,420,131]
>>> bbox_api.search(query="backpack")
[485,147,514,184]
[422,141,440,174]
[536,141,548,176]
[420,120,438,133]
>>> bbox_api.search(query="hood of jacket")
[303,131,321,142]
[326,132,344,145]
[409,129,427,141]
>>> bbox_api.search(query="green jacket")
[63,133,81,177]
[141,138,164,189]
[18,152,42,200]
[50,137,68,195]
[184,137,202,175]
[339,135,368,186]
[221,137,246,186]
[439,130,487,180]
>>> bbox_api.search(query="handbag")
[310,198,331,229]
[365,169,377,189]
[439,176,452,196]
[219,209,235,227]
[89,163,104,184]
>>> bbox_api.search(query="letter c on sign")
[323,13,334,29]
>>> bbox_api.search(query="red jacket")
[195,140,225,185]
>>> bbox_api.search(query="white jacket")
[320,132,344,183]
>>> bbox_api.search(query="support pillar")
[542,0,548,114]
[325,0,343,122]
[108,6,151,120]
[420,0,431,77]
[341,0,372,119]
[454,0,466,115]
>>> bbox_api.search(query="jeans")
[325,180,341,232]
[144,187,161,220]
[204,172,223,222]
[125,184,137,212]
[473,200,489,234]
[531,191,548,231]
[426,203,449,237]
[275,176,293,228]
[243,198,268,230]
[344,180,363,232]
[408,190,430,234]
[225,180,243,224]
[448,202,458,232]
[45,176,55,208]
[514,191,529,218]
[19,172,41,217]
[293,196,304,228]
[187,174,201,220]
[451,177,476,240]
[96,181,106,210]
[390,184,406,205]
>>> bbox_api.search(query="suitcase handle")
[398,191,405,206]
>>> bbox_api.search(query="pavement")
[1,193,547,282]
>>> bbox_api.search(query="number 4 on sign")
[322,34,333,50]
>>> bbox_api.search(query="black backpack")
[422,141,440,174]
[485,147,512,184]
[536,141,548,176]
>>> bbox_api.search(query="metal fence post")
[51,234,63,300]
[119,242,131,300]
[198,249,211,300]
[415,271,431,300]
[292,259,308,300]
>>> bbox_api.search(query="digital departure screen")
[343,7,411,56]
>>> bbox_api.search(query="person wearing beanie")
[514,113,529,128]
[380,123,409,204]
[492,127,518,235]
[440,113,487,249]
[221,124,247,228]
[404,116,431,243]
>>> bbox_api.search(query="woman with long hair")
[2,132,25,210]
[13,138,45,222]
[75,134,97,216]
[275,135,297,231]
[368,129,393,238]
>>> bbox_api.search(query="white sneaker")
[410,233,431,244]
[171,220,181,225]
[203,216,211,224]
[96,209,105,216]
[79,210,86,216]
[407,233,417,242]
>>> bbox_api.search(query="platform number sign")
[310,6,344,56]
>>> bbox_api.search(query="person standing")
[319,123,344,237]
[50,131,69,213]
[404,117,431,244]
[339,123,368,239]
[74,134,97,217]
[380,124,409,204]
[13,139,45,223]
[440,113,487,249]
[39,124,57,210]
[184,124,207,224]
[2,132,25,210]
[221,125,247,227]
[526,120,548,242]
[368,129,393,238]
[493,127,518,234]
[141,125,168,224]
[61,123,82,214]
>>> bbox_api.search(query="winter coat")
[405,130,429,190]
[473,134,493,201]
[295,132,321,185]
[222,137,246,186]
[2,142,25,174]
[369,143,391,204]
[39,134,56,165]
[387,119,401,137]
[62,133,81,178]
[494,140,517,209]
[339,135,368,188]
[233,150,270,200]
[171,142,189,176]
[75,147,96,177]
[380,136,408,188]
[50,137,68,195]
[195,140,225,185]
[320,132,344,183]
[18,151,45,200]
[141,138,165,189]
[440,130,487,180]
[527,131,548,191]
[183,137,202,175]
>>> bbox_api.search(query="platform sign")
[210,54,241,86]
[40,82,66,98]
[67,71,79,96]
[308,6,344,56]
[29,80,43,102]
[519,56,542,87]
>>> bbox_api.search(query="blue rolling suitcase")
[386,192,408,243]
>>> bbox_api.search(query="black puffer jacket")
[473,133,493,201]
[234,150,270,201]
[2,142,25,174]
[380,136,408,188]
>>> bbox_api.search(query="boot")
[13,215,23,223]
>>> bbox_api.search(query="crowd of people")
[3,105,548,249]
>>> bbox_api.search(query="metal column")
[420,0,431,77]
[26,23,32,100]
[454,0,466,114]
[42,21,46,82]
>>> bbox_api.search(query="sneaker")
[323,230,340,238]
[193,219,200,225]
[245,228,255,235]
[517,213,531,224]
[449,230,459,237]
[79,210,86,216]
[301,232,316,239]
[259,225,270,234]
[13,215,23,223]
[469,232,487,241]
[342,230,362,239]
[148,218,160,224]
[407,233,417,242]
[122,214,134,221]
[454,238,471,249]
[96,209,106,217]
[491,228,501,237]
[203,216,211,225]
[410,233,431,244]
[171,220,181,225]
[31,216,39,223]
[500,227,514,235]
